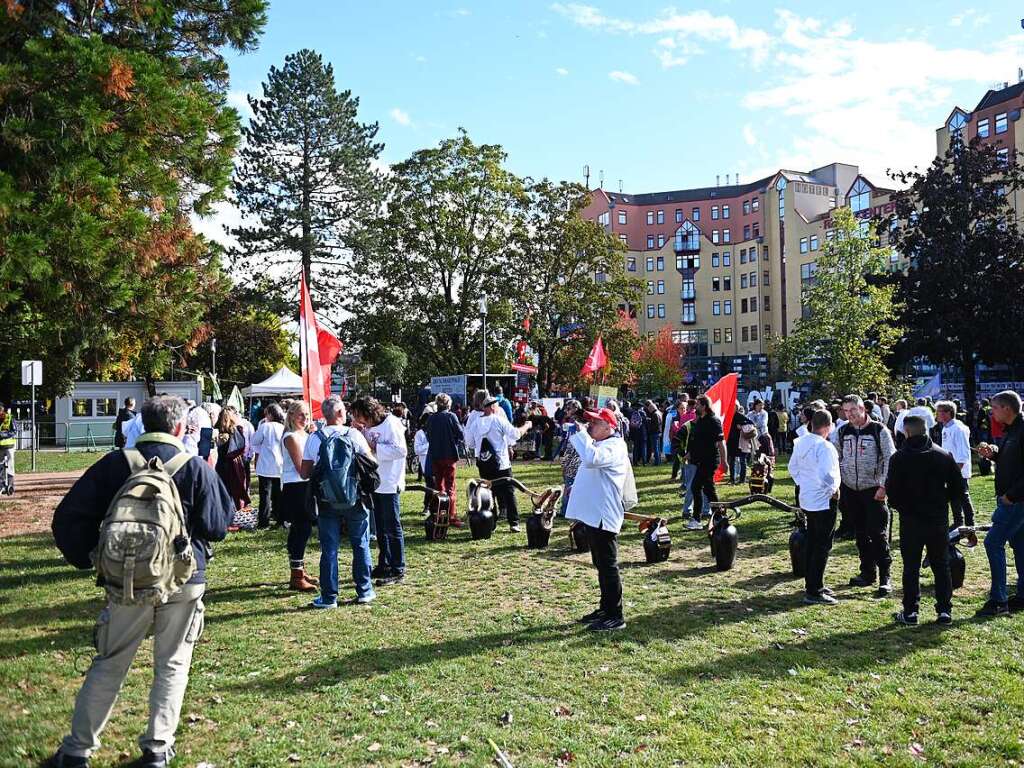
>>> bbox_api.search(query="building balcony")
[674,236,701,253]
[680,287,696,301]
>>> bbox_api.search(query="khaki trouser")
[61,583,205,758]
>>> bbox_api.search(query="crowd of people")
[38,378,1024,768]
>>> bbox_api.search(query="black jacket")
[885,435,963,521]
[995,416,1024,503]
[689,413,725,466]
[426,410,464,462]
[52,435,233,584]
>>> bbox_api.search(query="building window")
[739,249,746,265]
[764,295,771,310]
[675,208,683,223]
[658,234,665,248]
[763,270,770,286]
[978,118,990,138]
[72,398,94,417]
[753,223,760,238]
[616,211,626,225]
[646,281,654,295]
[744,224,751,240]
[996,112,1008,134]
[657,280,665,294]
[749,247,757,262]
[681,278,694,299]
[743,200,751,215]
[752,198,760,212]
[997,147,1009,167]
[723,205,730,219]
[750,271,758,287]
[742,326,749,342]
[751,324,758,342]
[741,274,748,289]
[799,237,809,254]
[627,256,636,271]
[692,207,700,221]
[723,229,731,243]
[741,298,749,313]
[681,304,695,324]
[647,235,655,249]
[712,253,720,268]
[712,230,720,244]
[712,277,720,291]
[800,262,817,289]
[724,276,732,291]
[763,245,769,260]
[723,252,731,267]
[764,324,771,339]
[598,211,609,225]
[657,303,665,319]
[725,327,733,343]
[647,304,655,318]
[776,177,787,220]
[810,235,819,251]
[647,211,654,225]
[656,256,665,271]
[849,177,871,214]
[674,220,700,251]
[656,210,664,224]
[724,300,732,315]
[96,398,118,417]
[712,206,719,220]
[646,256,654,271]
[619,234,628,247]
[713,301,721,316]
[595,271,607,283]
[714,328,722,344]
[750,296,758,312]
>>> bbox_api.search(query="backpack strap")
[123,449,147,474]
[163,452,192,478]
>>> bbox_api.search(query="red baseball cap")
[583,407,618,429]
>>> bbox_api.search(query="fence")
[13,420,115,452]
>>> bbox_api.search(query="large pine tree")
[230,49,385,318]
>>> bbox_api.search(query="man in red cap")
[566,406,631,631]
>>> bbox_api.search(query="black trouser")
[671,450,681,479]
[842,485,892,582]
[585,524,622,619]
[950,476,976,528]
[632,432,647,465]
[804,502,837,596]
[282,482,316,565]
[257,475,282,528]
[690,462,719,512]
[478,462,519,526]
[899,513,952,615]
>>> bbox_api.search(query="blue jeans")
[372,492,406,575]
[984,498,1024,603]
[681,463,708,518]
[318,504,374,603]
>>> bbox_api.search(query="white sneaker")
[685,518,704,531]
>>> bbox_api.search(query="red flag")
[580,337,608,378]
[317,325,342,396]
[299,273,326,418]
[523,313,531,333]
[703,373,738,482]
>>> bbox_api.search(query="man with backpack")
[300,395,377,607]
[831,394,897,597]
[48,395,233,768]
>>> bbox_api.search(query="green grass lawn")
[14,450,106,475]
[2,459,1023,767]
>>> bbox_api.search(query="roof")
[605,174,773,206]
[974,81,1024,112]
[241,365,303,396]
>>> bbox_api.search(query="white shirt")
[364,414,408,494]
[303,424,372,464]
[465,413,520,471]
[941,418,972,479]
[894,406,936,436]
[183,406,212,456]
[787,432,841,512]
[123,413,145,448]
[795,423,809,439]
[414,429,429,472]
[748,409,769,436]
[281,430,308,485]
[565,431,630,533]
[240,418,256,459]
[250,421,284,478]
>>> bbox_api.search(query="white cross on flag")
[703,372,738,482]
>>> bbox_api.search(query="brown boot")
[302,568,319,587]
[289,568,318,592]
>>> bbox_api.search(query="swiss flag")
[299,273,326,419]
[317,325,343,396]
[704,373,738,482]
[580,337,608,378]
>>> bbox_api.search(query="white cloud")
[950,9,990,28]
[742,124,757,147]
[555,66,569,76]
[453,8,470,16]
[609,70,639,85]
[226,90,253,121]
[389,107,412,126]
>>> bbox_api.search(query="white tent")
[241,366,304,397]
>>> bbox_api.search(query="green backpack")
[92,450,196,605]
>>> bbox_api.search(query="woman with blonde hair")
[215,406,250,511]
[278,400,319,591]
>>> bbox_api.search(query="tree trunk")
[961,348,977,411]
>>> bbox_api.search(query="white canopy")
[241,366,304,397]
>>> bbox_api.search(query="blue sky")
[198,1,1024,242]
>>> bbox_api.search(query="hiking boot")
[510,524,521,533]
[375,570,405,587]
[820,587,835,597]
[936,612,953,625]
[588,616,626,631]
[578,609,607,625]
[289,568,318,593]
[893,611,918,626]
[44,751,90,768]
[875,581,893,598]
[1007,594,1024,613]
[370,565,388,580]
[127,748,174,768]
[849,574,875,588]
[803,592,838,606]
[975,599,1010,617]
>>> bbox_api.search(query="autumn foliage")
[629,326,685,395]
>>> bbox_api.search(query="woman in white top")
[250,403,285,529]
[280,401,318,593]
[413,413,430,481]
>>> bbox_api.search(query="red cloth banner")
[299,274,326,419]
[704,372,738,482]
[580,337,608,378]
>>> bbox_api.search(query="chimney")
[1005,81,1010,89]
[736,172,740,185]
[618,179,623,193]
[599,169,605,189]
[1019,67,1023,83]
[726,173,731,185]
[716,175,720,186]
[583,164,590,188]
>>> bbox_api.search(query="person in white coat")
[250,403,285,529]
[789,409,842,605]
[566,407,631,632]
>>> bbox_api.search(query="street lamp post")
[478,296,488,394]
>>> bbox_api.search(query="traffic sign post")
[21,361,42,472]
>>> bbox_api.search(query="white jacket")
[788,432,840,512]
[565,431,630,533]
